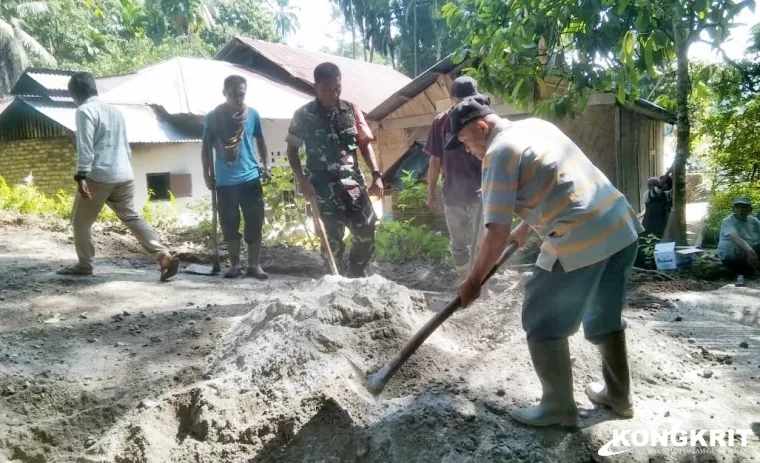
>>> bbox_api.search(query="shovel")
[347,239,519,396]
[186,152,221,276]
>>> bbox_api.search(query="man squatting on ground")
[202,75,270,279]
[452,98,643,427]
[424,76,492,296]
[718,196,760,278]
[58,72,180,281]
[285,62,384,278]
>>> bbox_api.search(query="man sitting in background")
[718,196,760,277]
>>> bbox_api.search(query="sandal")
[160,257,180,282]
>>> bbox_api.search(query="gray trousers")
[443,201,485,270]
[522,241,638,343]
[71,180,169,268]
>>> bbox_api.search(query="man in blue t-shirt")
[202,75,271,279]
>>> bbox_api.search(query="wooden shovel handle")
[309,195,340,275]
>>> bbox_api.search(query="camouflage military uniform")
[286,99,377,276]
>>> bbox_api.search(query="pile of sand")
[79,274,571,463]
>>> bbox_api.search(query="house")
[215,38,411,114]
[368,56,676,219]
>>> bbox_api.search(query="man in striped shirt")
[450,97,643,427]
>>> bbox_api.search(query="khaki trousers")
[71,180,168,268]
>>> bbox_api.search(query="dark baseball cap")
[733,196,752,206]
[450,76,479,99]
[445,95,495,150]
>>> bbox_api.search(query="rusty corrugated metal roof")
[218,38,412,114]
[100,57,312,119]
[21,99,198,144]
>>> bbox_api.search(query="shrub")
[702,185,760,247]
[374,219,452,264]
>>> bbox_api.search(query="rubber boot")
[224,241,242,278]
[585,331,634,418]
[347,261,367,278]
[510,339,579,427]
[246,241,269,280]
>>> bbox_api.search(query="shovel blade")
[185,263,219,275]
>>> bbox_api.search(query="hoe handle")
[368,240,520,394]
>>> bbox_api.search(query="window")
[146,173,170,201]
[145,173,193,201]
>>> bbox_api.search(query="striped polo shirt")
[481,118,643,272]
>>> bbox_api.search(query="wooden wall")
[373,75,665,218]
[617,107,665,213]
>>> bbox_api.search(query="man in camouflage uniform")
[285,62,384,277]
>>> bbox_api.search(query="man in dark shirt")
[424,76,489,292]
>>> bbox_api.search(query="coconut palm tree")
[147,0,221,37]
[270,0,300,42]
[0,0,56,95]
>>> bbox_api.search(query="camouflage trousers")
[313,178,377,277]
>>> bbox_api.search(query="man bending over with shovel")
[452,97,643,427]
[58,72,179,281]
[202,75,270,279]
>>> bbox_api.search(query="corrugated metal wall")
[0,106,69,142]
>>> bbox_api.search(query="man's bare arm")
[729,233,758,256]
[287,143,315,197]
[256,138,269,170]
[358,141,380,172]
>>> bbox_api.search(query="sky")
[285,0,760,64]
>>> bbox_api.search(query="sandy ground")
[1,213,759,463]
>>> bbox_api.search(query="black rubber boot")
[223,241,242,278]
[585,331,634,418]
[510,338,579,427]
[245,241,268,280]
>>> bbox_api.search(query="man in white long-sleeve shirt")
[58,72,180,281]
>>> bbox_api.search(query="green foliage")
[702,185,760,247]
[638,233,661,269]
[329,0,461,74]
[63,35,213,77]
[374,219,451,264]
[141,189,178,229]
[261,166,316,249]
[696,65,760,189]
[395,169,427,211]
[0,175,179,230]
[441,0,747,116]
[0,0,58,95]
[10,0,277,87]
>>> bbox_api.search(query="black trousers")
[216,178,265,244]
[722,243,760,277]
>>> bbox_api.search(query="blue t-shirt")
[203,107,264,187]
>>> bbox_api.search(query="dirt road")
[1,214,758,462]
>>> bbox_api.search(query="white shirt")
[75,96,133,183]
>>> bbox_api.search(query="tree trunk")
[664,24,690,245]
[350,1,357,59]
[413,0,418,76]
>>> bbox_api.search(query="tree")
[201,0,277,48]
[697,65,760,189]
[270,0,299,42]
[329,0,460,74]
[0,0,56,94]
[443,0,754,244]
[146,0,220,36]
[65,35,213,77]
